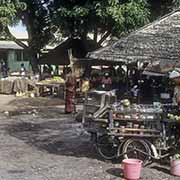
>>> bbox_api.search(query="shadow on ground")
[150,166,170,175]
[6,107,66,118]
[6,118,104,161]
[7,97,66,118]
[8,97,65,107]
[106,168,123,178]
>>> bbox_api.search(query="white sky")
[9,22,28,39]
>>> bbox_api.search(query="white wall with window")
[7,50,31,72]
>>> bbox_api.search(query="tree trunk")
[93,29,98,42]
[29,52,40,74]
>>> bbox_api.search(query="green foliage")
[0,0,54,73]
[0,0,53,52]
[49,0,150,40]
[174,154,180,159]
[18,0,53,52]
[0,0,25,27]
[175,0,180,6]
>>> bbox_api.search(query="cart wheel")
[96,135,118,160]
[122,139,151,165]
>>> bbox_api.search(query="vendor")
[101,73,112,91]
[169,70,180,105]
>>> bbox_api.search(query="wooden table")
[36,82,65,98]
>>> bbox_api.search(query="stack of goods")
[0,76,23,94]
[39,76,65,84]
[165,105,180,121]
[109,100,162,136]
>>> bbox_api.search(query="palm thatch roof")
[87,9,180,66]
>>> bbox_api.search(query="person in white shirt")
[169,69,180,105]
[20,63,26,76]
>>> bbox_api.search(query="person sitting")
[20,63,26,76]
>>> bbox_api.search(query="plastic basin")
[122,159,142,180]
[171,160,180,176]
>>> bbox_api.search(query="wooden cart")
[83,91,180,164]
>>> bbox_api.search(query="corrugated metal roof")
[0,40,24,50]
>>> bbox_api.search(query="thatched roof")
[87,9,180,66]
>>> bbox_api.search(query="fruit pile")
[40,76,65,84]
[167,113,180,121]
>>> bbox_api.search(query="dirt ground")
[0,94,179,180]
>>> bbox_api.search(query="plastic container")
[170,160,180,176]
[122,159,142,180]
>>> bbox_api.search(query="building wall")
[7,50,31,72]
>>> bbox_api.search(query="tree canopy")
[1,0,179,48]
[18,0,53,52]
[0,0,180,72]
[0,0,54,73]
[49,0,151,45]
[0,0,25,30]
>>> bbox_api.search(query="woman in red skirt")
[65,68,76,114]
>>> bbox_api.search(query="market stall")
[36,76,65,98]
[0,76,35,95]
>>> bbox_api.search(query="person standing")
[65,68,76,114]
[169,70,180,105]
[1,61,8,78]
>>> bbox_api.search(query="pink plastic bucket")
[171,160,180,176]
[122,159,142,180]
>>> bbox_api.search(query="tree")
[15,0,53,73]
[0,0,25,28]
[148,0,179,19]
[0,0,179,73]
[0,0,53,73]
[49,0,150,46]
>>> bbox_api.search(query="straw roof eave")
[87,9,180,65]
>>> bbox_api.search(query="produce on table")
[167,113,180,120]
[40,76,65,84]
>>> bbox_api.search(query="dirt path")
[0,95,17,112]
[0,95,178,180]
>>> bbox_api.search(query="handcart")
[83,90,180,164]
